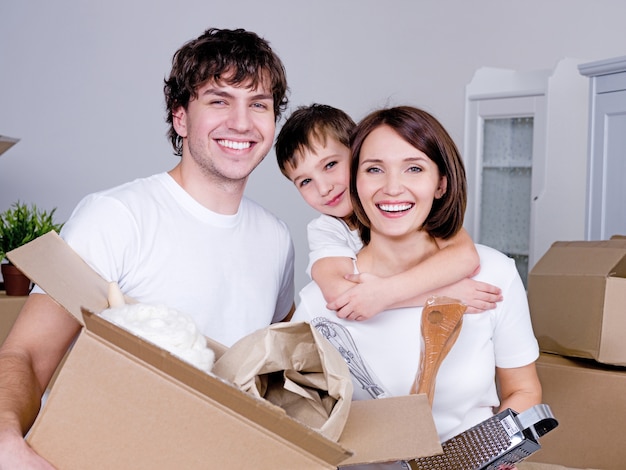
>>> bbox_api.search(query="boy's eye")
[299,178,312,187]
[325,161,338,170]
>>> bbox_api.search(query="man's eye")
[252,102,269,110]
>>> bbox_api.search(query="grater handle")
[516,403,559,437]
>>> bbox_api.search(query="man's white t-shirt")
[34,173,295,347]
[294,244,539,444]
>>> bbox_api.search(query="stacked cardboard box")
[8,232,443,469]
[0,292,27,344]
[527,238,626,469]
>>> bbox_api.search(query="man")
[0,28,294,468]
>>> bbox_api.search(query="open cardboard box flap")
[528,238,626,366]
[9,232,442,469]
[8,230,124,325]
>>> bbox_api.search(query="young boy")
[275,104,502,320]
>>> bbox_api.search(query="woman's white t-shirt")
[294,244,539,444]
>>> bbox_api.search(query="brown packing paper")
[212,321,353,441]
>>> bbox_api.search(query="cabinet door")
[587,88,626,239]
[465,95,546,287]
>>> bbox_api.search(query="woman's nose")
[383,174,403,195]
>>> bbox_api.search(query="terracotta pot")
[1,262,32,296]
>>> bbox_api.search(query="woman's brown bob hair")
[350,106,467,245]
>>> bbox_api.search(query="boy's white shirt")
[306,214,363,277]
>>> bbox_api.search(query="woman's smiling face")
[355,125,447,239]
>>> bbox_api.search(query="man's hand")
[0,428,56,470]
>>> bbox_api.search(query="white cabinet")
[579,56,626,240]
[464,59,589,285]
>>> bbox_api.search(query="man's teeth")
[378,203,413,212]
[218,140,251,150]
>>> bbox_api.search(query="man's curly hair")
[164,28,289,156]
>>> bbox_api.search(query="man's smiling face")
[173,77,276,184]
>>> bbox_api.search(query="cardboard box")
[526,353,626,470]
[0,292,27,344]
[528,239,626,366]
[519,463,600,470]
[0,135,19,157]
[8,232,442,469]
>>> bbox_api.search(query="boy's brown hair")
[275,103,356,179]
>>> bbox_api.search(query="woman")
[292,106,541,467]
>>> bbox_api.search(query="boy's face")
[286,137,353,219]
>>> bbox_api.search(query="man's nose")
[226,104,253,131]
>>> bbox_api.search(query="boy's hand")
[326,274,503,319]
[326,273,392,320]
[429,278,502,313]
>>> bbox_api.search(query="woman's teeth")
[378,203,413,213]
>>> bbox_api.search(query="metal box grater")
[411,404,558,470]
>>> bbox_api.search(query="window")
[479,117,533,286]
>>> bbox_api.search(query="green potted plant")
[0,202,64,296]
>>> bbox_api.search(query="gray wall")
[1,0,625,293]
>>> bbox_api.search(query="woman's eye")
[366,166,382,174]
[408,166,422,173]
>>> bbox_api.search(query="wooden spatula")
[410,296,466,405]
